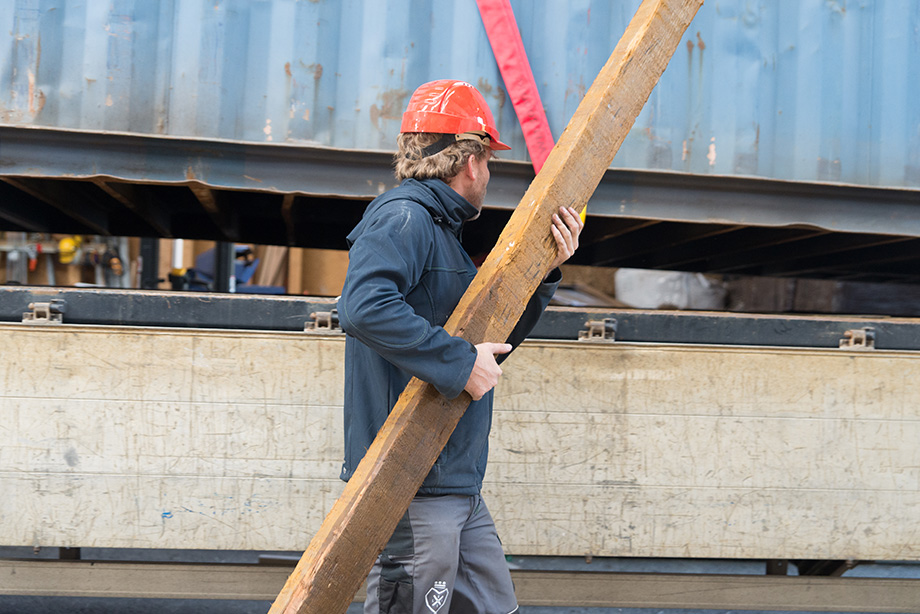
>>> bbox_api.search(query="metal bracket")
[578,318,616,342]
[22,299,66,324]
[304,309,341,333]
[839,327,875,350]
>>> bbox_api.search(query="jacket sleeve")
[499,267,561,362]
[337,202,477,399]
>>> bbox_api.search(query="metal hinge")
[304,309,341,333]
[22,299,66,324]
[578,318,616,342]
[839,327,875,350]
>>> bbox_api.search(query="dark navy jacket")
[337,178,560,494]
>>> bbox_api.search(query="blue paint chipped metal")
[1,0,919,189]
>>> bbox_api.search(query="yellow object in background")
[58,236,82,264]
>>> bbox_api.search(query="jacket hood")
[347,178,478,247]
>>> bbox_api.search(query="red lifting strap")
[475,0,555,174]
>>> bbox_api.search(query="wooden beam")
[269,1,703,612]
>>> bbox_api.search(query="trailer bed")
[3,289,919,560]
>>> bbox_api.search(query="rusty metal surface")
[2,0,920,189]
[3,2,920,283]
[4,125,920,284]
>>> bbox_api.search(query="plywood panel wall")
[2,323,918,560]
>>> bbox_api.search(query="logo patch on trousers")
[425,581,449,613]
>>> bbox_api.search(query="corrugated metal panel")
[2,0,919,189]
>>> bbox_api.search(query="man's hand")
[464,342,512,400]
[548,206,584,272]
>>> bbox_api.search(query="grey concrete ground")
[0,547,915,613]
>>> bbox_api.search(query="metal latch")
[22,299,66,324]
[304,309,341,333]
[578,318,616,341]
[839,327,875,350]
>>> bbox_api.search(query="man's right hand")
[464,342,512,400]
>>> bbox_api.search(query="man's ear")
[463,154,478,181]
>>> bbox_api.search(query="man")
[337,79,582,614]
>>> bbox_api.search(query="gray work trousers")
[364,493,518,614]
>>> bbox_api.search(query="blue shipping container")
[1,0,919,189]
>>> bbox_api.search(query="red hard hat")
[400,80,511,151]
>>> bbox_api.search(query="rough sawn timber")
[269,1,705,612]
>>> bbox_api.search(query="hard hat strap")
[412,132,491,160]
[414,134,456,159]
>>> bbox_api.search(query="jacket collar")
[347,177,480,249]
[407,178,479,235]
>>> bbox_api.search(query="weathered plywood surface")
[2,323,919,560]
[487,344,920,559]
[1,324,346,551]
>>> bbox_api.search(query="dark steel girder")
[759,238,920,277]
[93,180,174,237]
[581,222,743,267]
[187,182,238,239]
[0,180,53,231]
[641,227,829,270]
[4,125,920,238]
[1,177,111,235]
[712,234,916,274]
[4,125,920,283]
[6,286,920,350]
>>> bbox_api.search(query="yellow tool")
[57,236,82,264]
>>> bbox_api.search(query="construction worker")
[337,79,582,614]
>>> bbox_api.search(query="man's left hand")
[548,206,584,271]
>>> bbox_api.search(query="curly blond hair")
[394,133,490,182]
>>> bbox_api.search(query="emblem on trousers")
[425,581,449,613]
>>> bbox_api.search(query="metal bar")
[5,125,920,281]
[138,238,160,290]
[640,227,829,270]
[281,194,297,246]
[584,222,743,267]
[0,125,399,202]
[2,177,111,235]
[717,235,917,275]
[3,286,920,350]
[3,125,920,238]
[0,181,55,231]
[580,217,662,244]
[93,180,174,237]
[765,239,920,277]
[187,183,237,239]
[213,242,235,293]
[529,307,920,350]
[0,287,335,331]
[1,560,918,612]
[589,169,920,238]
